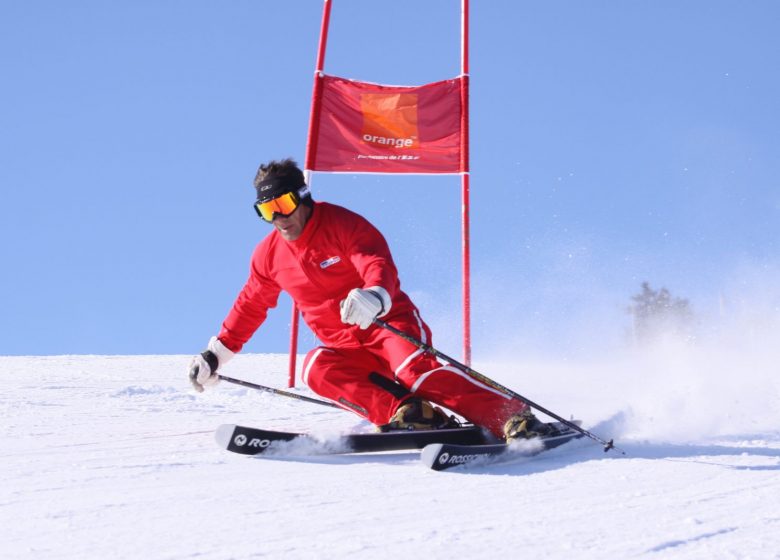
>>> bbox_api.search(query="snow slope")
[2,345,779,559]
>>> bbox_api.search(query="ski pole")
[373,318,624,454]
[217,374,341,409]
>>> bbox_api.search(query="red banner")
[308,75,466,173]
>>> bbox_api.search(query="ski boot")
[379,398,460,432]
[503,410,556,441]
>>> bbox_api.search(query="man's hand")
[188,336,235,393]
[340,286,392,329]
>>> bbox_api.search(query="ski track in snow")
[1,350,779,560]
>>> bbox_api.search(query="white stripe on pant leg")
[301,348,363,416]
[409,365,513,400]
[392,310,428,380]
[394,348,424,379]
[412,309,427,344]
[302,347,329,386]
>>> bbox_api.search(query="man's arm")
[218,244,282,353]
[340,214,400,328]
[188,242,281,391]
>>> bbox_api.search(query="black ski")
[215,423,495,456]
[421,421,584,471]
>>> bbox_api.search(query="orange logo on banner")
[310,75,463,173]
[360,93,419,149]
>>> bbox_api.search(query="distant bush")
[627,282,695,344]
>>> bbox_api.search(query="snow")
[2,343,780,559]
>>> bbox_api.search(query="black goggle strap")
[254,185,310,220]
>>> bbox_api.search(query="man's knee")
[394,354,442,388]
[302,347,337,388]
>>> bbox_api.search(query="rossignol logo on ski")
[440,451,492,465]
[233,434,272,448]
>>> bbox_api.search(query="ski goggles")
[254,185,310,222]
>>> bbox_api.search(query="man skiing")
[189,158,552,441]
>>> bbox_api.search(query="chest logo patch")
[319,256,342,269]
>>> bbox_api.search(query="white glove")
[340,286,392,329]
[188,336,235,393]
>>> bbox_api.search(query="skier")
[188,158,553,441]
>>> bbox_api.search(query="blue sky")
[1,1,778,358]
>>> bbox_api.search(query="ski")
[421,421,584,471]
[215,423,496,456]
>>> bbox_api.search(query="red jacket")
[218,201,418,352]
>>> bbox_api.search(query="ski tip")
[420,443,445,469]
[214,424,237,448]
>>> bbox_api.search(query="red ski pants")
[301,313,525,437]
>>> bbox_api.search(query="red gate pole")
[461,0,472,366]
[287,303,300,388]
[304,0,332,174]
[288,0,333,388]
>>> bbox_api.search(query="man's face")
[272,203,311,241]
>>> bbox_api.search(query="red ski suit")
[218,201,524,436]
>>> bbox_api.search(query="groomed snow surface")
[2,337,779,559]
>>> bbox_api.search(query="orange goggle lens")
[254,191,301,222]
